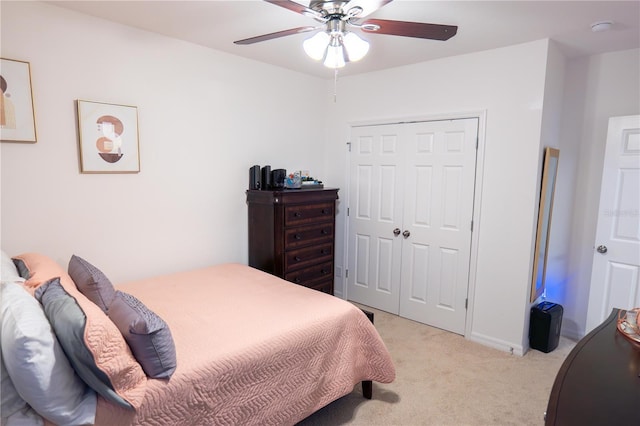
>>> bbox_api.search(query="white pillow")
[2,406,43,426]
[1,350,29,423]
[0,282,97,425]
[1,251,25,284]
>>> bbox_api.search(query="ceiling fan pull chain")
[334,68,339,103]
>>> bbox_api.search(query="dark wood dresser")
[545,309,640,425]
[246,188,339,295]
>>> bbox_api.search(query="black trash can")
[529,301,563,353]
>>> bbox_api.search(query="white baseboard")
[468,331,525,356]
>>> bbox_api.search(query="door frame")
[343,110,487,338]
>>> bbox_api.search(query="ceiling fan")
[234,0,458,69]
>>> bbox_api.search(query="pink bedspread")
[92,263,395,425]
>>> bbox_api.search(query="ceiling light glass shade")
[303,32,330,61]
[324,43,346,68]
[343,32,369,62]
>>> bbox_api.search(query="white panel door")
[347,118,478,334]
[399,119,478,334]
[347,124,404,313]
[587,115,640,332]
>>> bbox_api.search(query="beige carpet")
[298,304,575,426]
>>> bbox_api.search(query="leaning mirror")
[531,147,560,302]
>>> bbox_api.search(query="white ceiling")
[50,0,640,79]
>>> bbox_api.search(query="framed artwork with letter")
[1,58,37,143]
[77,100,140,173]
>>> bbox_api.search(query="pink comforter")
[92,263,395,425]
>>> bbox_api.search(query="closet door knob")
[402,230,411,238]
[393,228,401,236]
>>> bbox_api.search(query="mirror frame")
[531,147,560,302]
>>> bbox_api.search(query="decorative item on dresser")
[247,188,339,295]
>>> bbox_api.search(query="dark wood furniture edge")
[545,309,618,425]
[361,309,374,399]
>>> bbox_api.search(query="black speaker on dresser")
[261,165,271,190]
[529,301,563,353]
[249,165,261,190]
[271,169,286,189]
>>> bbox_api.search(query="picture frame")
[77,100,140,173]
[1,58,37,143]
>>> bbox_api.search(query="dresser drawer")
[284,223,334,249]
[284,243,333,271]
[306,279,334,295]
[285,261,333,286]
[284,202,335,226]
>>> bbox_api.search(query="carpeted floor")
[298,304,575,426]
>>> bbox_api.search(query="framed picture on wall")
[1,58,37,143]
[77,100,140,173]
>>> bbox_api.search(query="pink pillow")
[12,253,147,409]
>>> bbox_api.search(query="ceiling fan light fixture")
[343,32,369,62]
[323,43,346,68]
[303,31,330,60]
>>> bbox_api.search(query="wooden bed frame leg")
[361,308,375,399]
[362,380,373,399]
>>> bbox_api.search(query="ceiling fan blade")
[264,0,324,20]
[234,26,317,45]
[344,0,394,19]
[361,19,457,41]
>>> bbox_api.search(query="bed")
[0,252,395,426]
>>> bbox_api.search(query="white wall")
[559,48,640,338]
[0,1,327,283]
[535,41,567,308]
[323,40,552,354]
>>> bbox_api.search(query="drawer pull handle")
[321,209,329,214]
[294,277,301,283]
[320,249,328,255]
[321,269,328,275]
[294,256,301,262]
[295,234,302,240]
[321,229,328,235]
[294,212,302,218]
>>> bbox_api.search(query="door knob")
[393,228,401,236]
[402,230,411,238]
[597,245,608,254]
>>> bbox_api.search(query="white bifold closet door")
[347,118,478,335]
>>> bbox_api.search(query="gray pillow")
[109,291,177,379]
[35,278,133,410]
[68,255,116,311]
[10,257,31,280]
